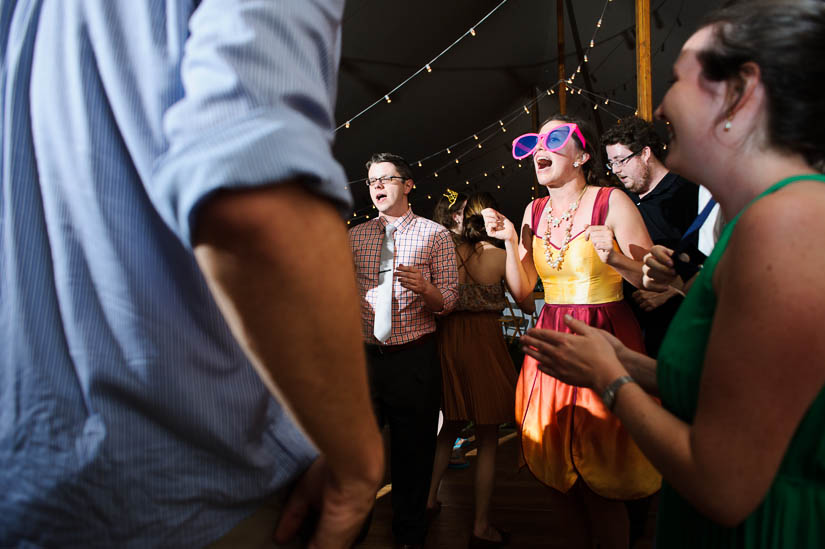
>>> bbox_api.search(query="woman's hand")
[642,245,679,292]
[584,224,616,264]
[481,208,517,243]
[520,315,627,393]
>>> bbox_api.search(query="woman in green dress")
[518,1,825,547]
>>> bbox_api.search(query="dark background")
[333,0,719,226]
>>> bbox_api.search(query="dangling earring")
[573,161,580,167]
[723,117,733,132]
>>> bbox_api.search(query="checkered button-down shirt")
[349,208,458,345]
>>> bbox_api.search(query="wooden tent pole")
[557,0,566,114]
[636,0,652,120]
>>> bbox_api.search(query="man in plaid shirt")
[349,152,458,548]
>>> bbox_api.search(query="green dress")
[655,174,825,548]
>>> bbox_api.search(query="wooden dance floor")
[358,425,657,548]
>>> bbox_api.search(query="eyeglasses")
[511,123,587,160]
[366,175,407,187]
[605,149,642,171]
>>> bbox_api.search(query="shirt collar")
[378,207,415,233]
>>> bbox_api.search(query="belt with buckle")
[365,332,435,355]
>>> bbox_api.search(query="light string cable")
[336,0,511,132]
[343,80,562,191]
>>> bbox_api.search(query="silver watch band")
[601,375,636,412]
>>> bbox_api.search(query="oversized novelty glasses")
[511,123,587,160]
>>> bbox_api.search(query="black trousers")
[365,336,442,545]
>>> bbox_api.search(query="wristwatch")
[601,375,636,412]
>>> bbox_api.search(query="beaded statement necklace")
[544,186,588,270]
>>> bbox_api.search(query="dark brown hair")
[699,0,825,171]
[365,152,414,181]
[601,116,667,162]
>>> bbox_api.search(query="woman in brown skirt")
[427,192,522,547]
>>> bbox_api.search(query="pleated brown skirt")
[437,310,517,425]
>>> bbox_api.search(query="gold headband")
[442,188,458,208]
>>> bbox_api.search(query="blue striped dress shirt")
[0,0,349,546]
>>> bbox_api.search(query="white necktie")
[373,223,397,343]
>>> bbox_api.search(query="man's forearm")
[193,182,383,484]
[421,281,444,312]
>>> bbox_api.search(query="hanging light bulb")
[384,95,391,104]
[590,39,595,48]
[455,158,460,164]
[418,160,423,167]
[604,99,609,105]
[366,215,370,219]
[584,54,589,63]
[434,172,439,178]
[499,120,504,126]
[413,184,416,189]
[477,143,482,149]
[501,165,505,170]
[465,180,470,185]
[483,172,488,177]
[469,28,476,36]
[593,104,598,110]
[523,105,530,114]
[427,194,432,199]
[501,127,507,133]
[372,204,376,209]
[597,18,602,28]
[345,121,351,129]
[473,134,479,140]
[426,64,432,73]
[576,65,581,73]
[446,148,451,154]
[497,185,501,189]
[518,163,522,168]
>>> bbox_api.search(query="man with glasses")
[602,117,699,357]
[349,153,458,549]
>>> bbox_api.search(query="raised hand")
[642,245,679,292]
[395,264,429,295]
[584,224,616,264]
[481,208,517,243]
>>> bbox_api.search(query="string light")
[576,65,581,73]
[427,194,432,199]
[418,161,423,167]
[593,104,598,110]
[590,39,595,48]
[501,127,506,133]
[334,0,511,131]
[584,54,589,63]
[597,18,602,28]
[523,105,530,114]
[499,120,504,126]
[455,158,460,164]
[446,148,451,154]
[478,143,483,149]
[605,99,609,105]
[483,172,488,177]
[434,172,439,178]
[473,134,479,140]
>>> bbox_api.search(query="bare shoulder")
[720,181,825,315]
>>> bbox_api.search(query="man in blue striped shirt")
[0,1,382,547]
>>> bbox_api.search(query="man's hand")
[584,225,616,264]
[642,245,680,292]
[395,264,429,295]
[275,456,377,549]
[632,287,678,312]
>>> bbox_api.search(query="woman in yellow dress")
[482,114,659,548]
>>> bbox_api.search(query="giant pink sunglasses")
[511,123,587,160]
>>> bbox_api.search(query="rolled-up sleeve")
[430,230,459,314]
[151,0,350,248]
